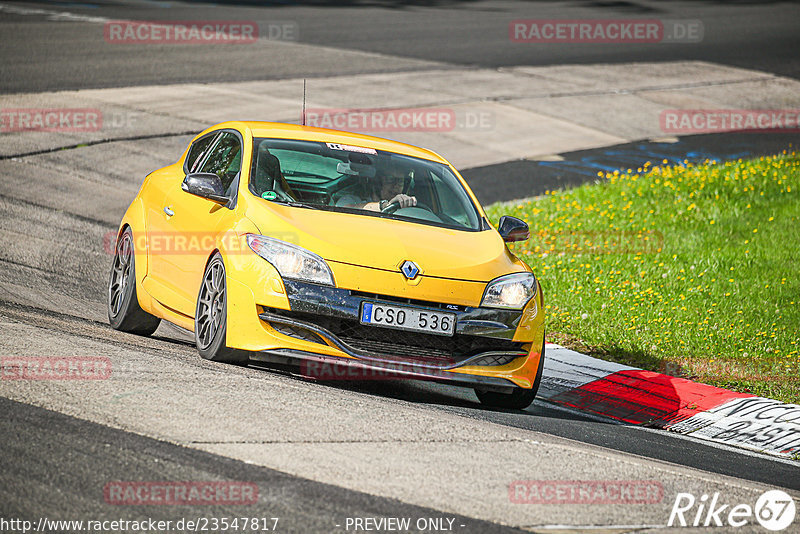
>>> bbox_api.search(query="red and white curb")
[540,343,800,460]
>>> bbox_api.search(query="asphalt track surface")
[0,396,523,533]
[1,1,799,532]
[0,0,799,94]
[1,132,798,528]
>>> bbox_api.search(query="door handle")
[163,206,174,217]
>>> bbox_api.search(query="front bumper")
[252,280,544,391]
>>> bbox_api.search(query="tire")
[108,228,161,335]
[194,253,249,365]
[475,339,545,410]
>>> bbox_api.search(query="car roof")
[205,121,449,164]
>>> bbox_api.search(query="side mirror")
[182,173,228,204]
[498,215,529,243]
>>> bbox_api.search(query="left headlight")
[481,272,537,310]
[246,234,335,286]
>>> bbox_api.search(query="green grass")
[485,151,800,404]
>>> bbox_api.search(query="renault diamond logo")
[400,260,420,280]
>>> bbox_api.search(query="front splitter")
[250,349,519,394]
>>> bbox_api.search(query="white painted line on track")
[0,3,109,23]
[526,525,667,531]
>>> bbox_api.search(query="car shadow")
[249,359,628,423]
[250,339,701,430]
[248,360,488,408]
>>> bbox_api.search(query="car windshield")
[249,138,482,231]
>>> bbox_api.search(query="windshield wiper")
[267,197,320,210]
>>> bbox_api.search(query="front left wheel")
[475,339,545,410]
[108,228,161,335]
[194,254,249,365]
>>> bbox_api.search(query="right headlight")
[246,234,335,286]
[481,272,537,310]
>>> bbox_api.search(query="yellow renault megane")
[108,121,545,409]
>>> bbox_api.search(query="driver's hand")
[389,194,417,208]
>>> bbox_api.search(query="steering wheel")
[382,200,434,214]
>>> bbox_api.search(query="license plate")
[360,302,456,337]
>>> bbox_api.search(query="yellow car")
[108,121,545,409]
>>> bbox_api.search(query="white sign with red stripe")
[670,397,800,458]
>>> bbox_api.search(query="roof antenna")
[301,78,307,126]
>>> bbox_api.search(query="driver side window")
[199,132,242,196]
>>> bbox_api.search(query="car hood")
[245,201,526,282]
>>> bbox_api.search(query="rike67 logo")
[668,490,796,531]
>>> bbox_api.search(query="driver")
[361,164,417,212]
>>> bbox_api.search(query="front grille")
[264,308,526,367]
[337,337,457,365]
